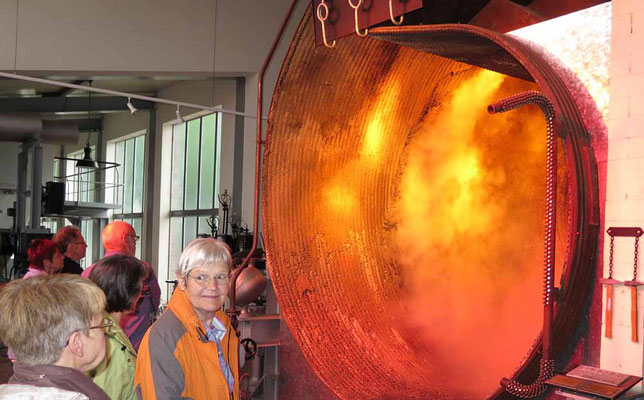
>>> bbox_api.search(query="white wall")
[0,0,295,75]
[600,0,644,384]
[215,0,302,73]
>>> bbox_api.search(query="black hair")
[88,254,147,313]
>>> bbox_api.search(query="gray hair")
[0,274,106,365]
[176,238,233,278]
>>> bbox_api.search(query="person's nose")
[205,278,220,290]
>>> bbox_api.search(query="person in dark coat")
[53,225,87,275]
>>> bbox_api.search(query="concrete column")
[30,143,42,229]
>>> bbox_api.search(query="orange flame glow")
[361,83,400,162]
[394,69,550,396]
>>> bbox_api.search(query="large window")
[106,132,146,259]
[64,147,96,202]
[167,113,222,281]
[79,219,94,269]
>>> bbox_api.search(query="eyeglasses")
[126,234,140,242]
[72,241,87,246]
[88,319,114,331]
[188,272,230,286]
[64,319,113,347]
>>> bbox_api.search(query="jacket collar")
[103,312,136,356]
[167,288,231,343]
[12,363,78,379]
[11,363,110,400]
[103,249,127,258]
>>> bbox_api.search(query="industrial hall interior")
[0,0,642,399]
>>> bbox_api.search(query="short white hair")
[176,238,233,278]
[0,274,106,365]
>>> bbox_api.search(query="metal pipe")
[0,115,78,145]
[0,114,42,141]
[0,71,262,120]
[488,90,557,398]
[229,0,299,313]
[30,143,43,229]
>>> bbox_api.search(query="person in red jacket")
[135,238,239,400]
[82,221,160,351]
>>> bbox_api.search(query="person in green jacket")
[87,254,147,400]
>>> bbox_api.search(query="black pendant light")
[76,81,98,169]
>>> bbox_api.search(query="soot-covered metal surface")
[263,10,598,400]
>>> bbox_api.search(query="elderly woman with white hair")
[135,238,239,400]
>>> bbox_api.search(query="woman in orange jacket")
[135,238,239,400]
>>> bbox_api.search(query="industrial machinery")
[261,5,601,400]
[0,114,79,277]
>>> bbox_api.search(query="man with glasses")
[82,221,160,351]
[53,225,87,275]
[0,274,110,399]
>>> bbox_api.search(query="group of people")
[0,221,240,400]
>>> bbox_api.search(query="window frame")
[106,130,147,259]
[63,147,97,203]
[164,111,223,301]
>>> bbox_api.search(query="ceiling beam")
[42,80,89,98]
[0,96,154,113]
[49,117,103,132]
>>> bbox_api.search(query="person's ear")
[43,259,53,273]
[66,331,84,358]
[177,274,187,290]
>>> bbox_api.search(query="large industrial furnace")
[262,5,606,399]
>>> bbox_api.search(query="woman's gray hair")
[0,274,106,365]
[176,238,233,278]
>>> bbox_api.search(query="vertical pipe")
[30,143,43,229]
[229,0,299,312]
[489,91,557,398]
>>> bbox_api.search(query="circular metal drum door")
[263,11,598,400]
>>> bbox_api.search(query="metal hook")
[389,0,403,25]
[316,1,336,48]
[348,0,368,37]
